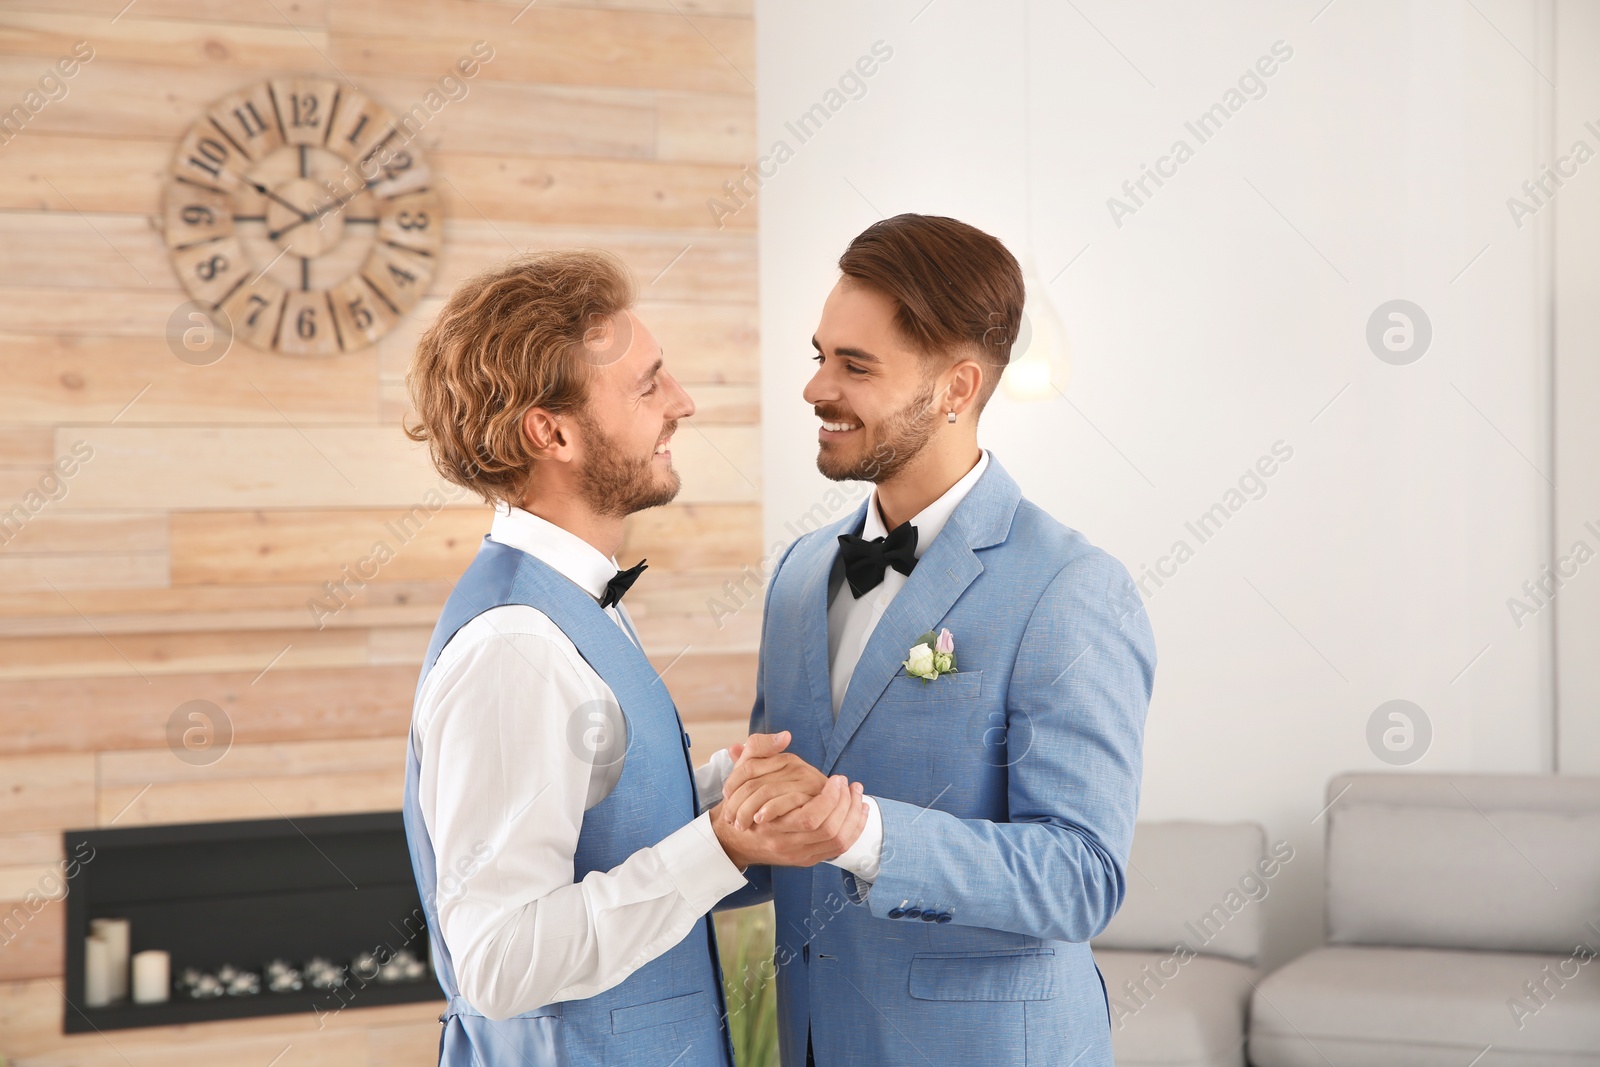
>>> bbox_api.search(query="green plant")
[716,904,780,1067]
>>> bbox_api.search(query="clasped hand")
[710,731,866,870]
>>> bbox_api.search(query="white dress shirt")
[413,504,746,1020]
[825,450,991,884]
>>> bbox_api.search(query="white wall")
[755,0,1554,966]
[1554,0,1600,774]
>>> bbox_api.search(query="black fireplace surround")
[63,811,443,1033]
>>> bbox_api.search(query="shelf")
[66,976,443,1033]
[64,811,439,1034]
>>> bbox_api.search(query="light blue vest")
[402,535,735,1067]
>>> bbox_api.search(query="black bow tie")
[838,521,918,599]
[600,559,648,609]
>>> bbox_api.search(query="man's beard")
[816,378,937,484]
[576,412,680,518]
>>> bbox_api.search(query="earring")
[946,410,957,424]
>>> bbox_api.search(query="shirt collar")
[487,504,621,602]
[860,450,990,558]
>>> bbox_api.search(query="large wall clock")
[161,78,441,356]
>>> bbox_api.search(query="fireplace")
[63,811,443,1032]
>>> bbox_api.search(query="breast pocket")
[609,990,710,1034]
[878,669,984,702]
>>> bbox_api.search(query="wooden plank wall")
[0,1,759,1062]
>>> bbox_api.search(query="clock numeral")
[326,90,392,165]
[195,254,228,281]
[218,276,287,351]
[272,78,338,147]
[233,101,269,139]
[347,296,374,330]
[243,293,271,329]
[277,290,341,356]
[171,236,249,306]
[187,137,231,180]
[361,244,434,315]
[329,277,395,350]
[377,189,442,255]
[164,181,233,247]
[381,151,413,181]
[290,93,320,129]
[207,87,284,163]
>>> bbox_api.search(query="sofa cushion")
[1326,772,1600,813]
[1094,821,1273,965]
[1327,803,1600,953]
[1097,949,1252,1067]
[1249,945,1600,1067]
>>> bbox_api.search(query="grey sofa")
[1093,820,1281,1067]
[1249,772,1600,1066]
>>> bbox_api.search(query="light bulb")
[1004,354,1053,400]
[1002,263,1071,401]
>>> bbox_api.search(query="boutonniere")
[903,627,957,682]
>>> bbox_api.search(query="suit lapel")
[821,457,1024,774]
[824,532,982,773]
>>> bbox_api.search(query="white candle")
[132,950,170,1004]
[84,936,112,1008]
[89,918,130,1001]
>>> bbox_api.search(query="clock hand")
[267,181,374,241]
[248,180,314,222]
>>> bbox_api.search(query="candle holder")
[265,959,303,994]
[305,957,347,991]
[225,970,260,997]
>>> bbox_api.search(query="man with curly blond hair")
[399,250,868,1067]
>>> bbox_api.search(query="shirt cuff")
[658,810,750,912]
[693,748,736,812]
[825,794,883,883]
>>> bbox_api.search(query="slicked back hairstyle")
[837,213,1024,413]
[402,249,635,508]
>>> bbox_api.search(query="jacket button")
[904,907,922,919]
[919,910,939,922]
[887,907,906,919]
[935,912,953,924]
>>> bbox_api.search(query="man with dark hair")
[401,250,869,1067]
[719,215,1156,1065]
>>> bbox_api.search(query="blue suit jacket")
[729,455,1155,1067]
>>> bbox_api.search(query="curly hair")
[403,250,635,509]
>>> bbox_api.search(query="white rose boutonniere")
[903,627,958,682]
